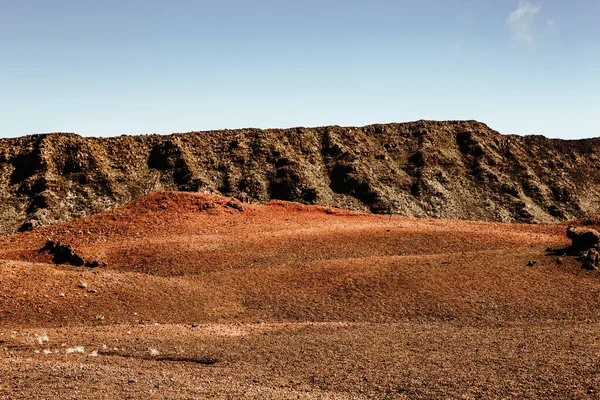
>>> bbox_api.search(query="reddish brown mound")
[3,191,600,398]
[0,191,592,328]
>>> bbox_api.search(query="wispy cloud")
[506,1,542,44]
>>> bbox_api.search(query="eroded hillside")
[1,120,599,235]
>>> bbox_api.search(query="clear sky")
[0,0,598,139]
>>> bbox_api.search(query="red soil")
[1,192,599,398]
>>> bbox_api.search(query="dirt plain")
[1,191,600,398]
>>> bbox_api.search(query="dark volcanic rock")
[17,222,35,232]
[562,226,600,270]
[40,240,98,267]
[2,120,600,234]
[566,226,600,251]
[582,248,600,270]
[84,260,100,268]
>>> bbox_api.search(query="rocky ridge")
[1,120,599,235]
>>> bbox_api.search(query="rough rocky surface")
[581,247,600,270]
[566,226,600,251]
[38,240,102,268]
[2,120,600,235]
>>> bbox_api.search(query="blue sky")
[0,0,598,138]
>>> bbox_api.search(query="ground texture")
[1,192,600,398]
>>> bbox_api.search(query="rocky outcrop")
[39,240,102,268]
[1,120,600,235]
[556,226,600,270]
[567,226,600,251]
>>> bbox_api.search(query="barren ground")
[1,192,599,399]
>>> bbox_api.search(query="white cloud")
[506,1,542,44]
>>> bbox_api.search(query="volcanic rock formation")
[567,226,600,251]
[564,226,600,270]
[39,240,102,268]
[1,120,600,235]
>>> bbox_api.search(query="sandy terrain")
[1,192,599,399]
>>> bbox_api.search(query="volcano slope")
[4,120,600,236]
[1,192,600,399]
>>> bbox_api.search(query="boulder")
[40,240,96,267]
[566,226,600,250]
[52,243,84,266]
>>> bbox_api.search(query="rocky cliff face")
[1,120,599,235]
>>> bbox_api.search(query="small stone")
[527,260,537,267]
[85,260,100,268]
[226,199,245,211]
[18,222,35,232]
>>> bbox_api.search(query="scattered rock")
[527,260,537,267]
[39,240,103,268]
[226,199,245,212]
[39,240,84,266]
[65,346,85,354]
[566,226,600,251]
[148,348,160,357]
[562,226,600,270]
[85,261,100,268]
[17,221,35,232]
[582,248,600,270]
[556,257,564,264]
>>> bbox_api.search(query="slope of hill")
[2,120,600,235]
[0,191,580,327]
[1,192,600,398]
